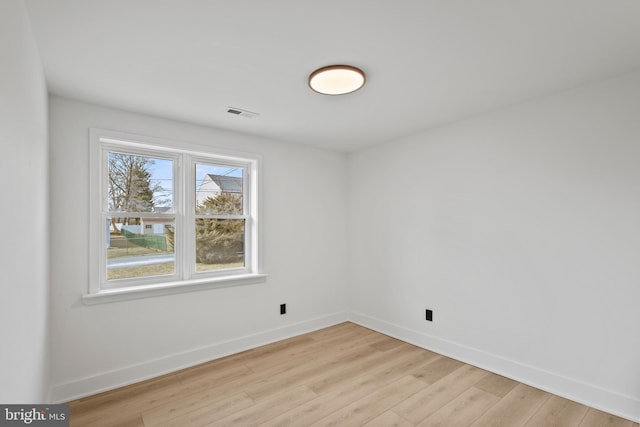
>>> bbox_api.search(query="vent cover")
[227,107,259,119]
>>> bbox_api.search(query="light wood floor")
[68,322,638,427]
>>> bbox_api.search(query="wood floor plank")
[174,361,254,393]
[150,392,254,427]
[69,372,182,414]
[176,329,375,399]
[235,335,334,371]
[70,412,145,427]
[578,408,637,427]
[259,374,388,427]
[371,345,439,383]
[69,374,191,426]
[305,322,362,339]
[470,383,550,427]
[369,336,406,352]
[363,411,414,427]
[117,415,146,427]
[228,323,365,372]
[522,395,589,427]
[307,343,425,395]
[410,355,465,384]
[473,373,519,398]
[171,335,360,403]
[243,340,388,401]
[391,364,490,424]
[416,387,499,427]
[207,385,317,427]
[310,375,428,426]
[170,364,266,401]
[240,326,377,373]
[141,381,250,426]
[173,353,253,383]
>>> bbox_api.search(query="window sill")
[82,273,268,305]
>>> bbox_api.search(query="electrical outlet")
[425,309,433,322]
[280,304,286,315]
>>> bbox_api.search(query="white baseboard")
[348,311,640,423]
[51,311,349,403]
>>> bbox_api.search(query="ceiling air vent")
[227,107,259,119]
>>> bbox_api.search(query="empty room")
[1,0,639,425]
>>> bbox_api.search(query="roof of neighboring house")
[208,174,242,193]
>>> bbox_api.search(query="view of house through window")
[194,163,246,272]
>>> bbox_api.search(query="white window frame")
[84,129,266,304]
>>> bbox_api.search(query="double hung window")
[87,129,264,302]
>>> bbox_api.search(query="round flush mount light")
[308,65,366,95]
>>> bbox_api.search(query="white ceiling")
[24,0,640,152]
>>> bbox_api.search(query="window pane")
[195,219,245,272]
[108,152,173,212]
[195,164,243,215]
[107,217,175,280]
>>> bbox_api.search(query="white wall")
[48,96,349,401]
[349,72,640,421]
[0,0,50,403]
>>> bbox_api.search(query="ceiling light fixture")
[308,65,366,95]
